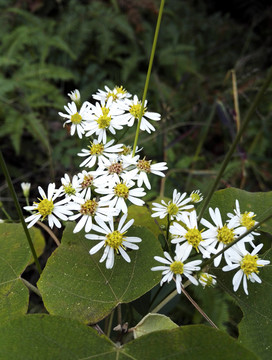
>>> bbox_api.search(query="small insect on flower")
[86,214,141,269]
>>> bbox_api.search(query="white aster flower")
[77,170,100,199]
[200,207,253,267]
[199,272,217,288]
[24,183,72,228]
[77,139,124,169]
[152,189,194,220]
[58,101,92,139]
[93,85,131,103]
[84,99,126,144]
[0,219,4,223]
[21,182,31,198]
[67,89,80,104]
[222,242,270,295]
[59,173,81,199]
[86,213,141,269]
[190,190,203,203]
[96,180,146,214]
[151,244,202,294]
[170,210,213,259]
[117,95,161,133]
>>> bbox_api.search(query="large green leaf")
[132,313,178,338]
[38,223,163,324]
[0,223,42,323]
[0,315,258,360]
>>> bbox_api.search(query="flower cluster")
[24,86,167,269]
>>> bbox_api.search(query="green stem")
[132,0,165,156]
[21,278,42,297]
[198,66,272,222]
[0,151,42,274]
[0,206,13,221]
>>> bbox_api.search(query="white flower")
[58,101,92,139]
[77,139,124,169]
[93,85,131,103]
[24,183,72,228]
[151,244,202,294]
[200,207,253,267]
[77,170,100,199]
[222,242,270,295]
[0,219,4,224]
[227,199,259,239]
[117,95,161,133]
[151,189,194,220]
[96,180,146,214]
[170,210,213,259]
[86,213,141,269]
[68,89,80,103]
[68,193,116,233]
[199,273,217,288]
[190,190,203,203]
[21,182,31,197]
[59,173,81,199]
[84,99,126,144]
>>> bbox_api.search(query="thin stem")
[105,310,114,338]
[0,206,13,221]
[0,151,42,274]
[21,278,42,297]
[198,66,272,222]
[37,221,61,247]
[132,0,165,156]
[231,69,241,134]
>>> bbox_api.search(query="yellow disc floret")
[129,103,146,119]
[191,193,201,203]
[108,162,123,175]
[167,202,179,216]
[114,183,129,199]
[217,225,234,245]
[36,198,54,219]
[241,212,256,230]
[185,228,203,251]
[241,254,259,277]
[105,230,124,251]
[170,261,184,275]
[80,199,98,216]
[89,142,104,155]
[71,112,82,124]
[63,183,76,196]
[96,107,111,129]
[137,159,151,173]
[81,175,94,189]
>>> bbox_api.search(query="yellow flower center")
[106,86,127,101]
[185,227,203,251]
[96,107,111,129]
[36,199,54,219]
[71,112,82,124]
[240,254,259,277]
[63,183,76,196]
[89,142,104,155]
[81,175,94,189]
[129,103,146,118]
[137,159,151,173]
[114,183,129,199]
[105,230,124,251]
[108,162,123,175]
[241,212,256,230]
[106,92,118,101]
[217,225,234,245]
[120,145,131,156]
[167,202,179,216]
[191,193,201,203]
[200,273,214,287]
[170,261,184,275]
[80,199,98,216]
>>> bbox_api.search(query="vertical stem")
[0,151,42,274]
[132,0,165,156]
[231,69,241,133]
[198,66,272,222]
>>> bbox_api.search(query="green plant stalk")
[0,150,42,274]
[198,66,272,222]
[132,0,165,156]
[201,211,272,269]
[0,206,13,221]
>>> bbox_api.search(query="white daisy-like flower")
[77,139,124,169]
[58,101,92,139]
[84,99,126,144]
[200,207,253,267]
[96,180,146,214]
[67,89,80,104]
[227,199,259,238]
[117,95,161,133]
[199,272,217,288]
[21,182,31,197]
[77,170,100,199]
[24,183,72,228]
[190,190,203,203]
[93,85,131,103]
[86,213,141,269]
[170,210,213,259]
[68,193,115,233]
[59,173,81,199]
[151,189,194,221]
[129,158,168,190]
[151,244,202,294]
[222,242,270,295]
